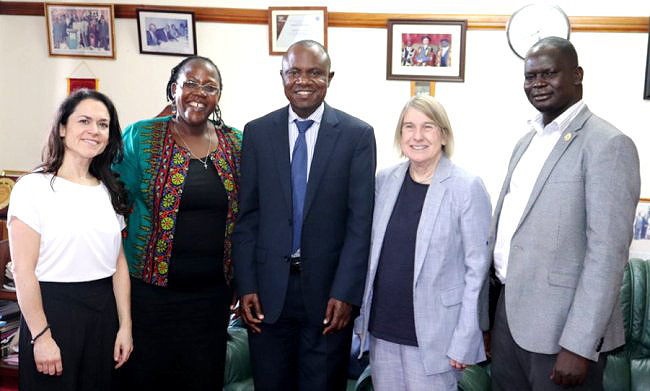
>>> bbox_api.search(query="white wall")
[1,1,649,201]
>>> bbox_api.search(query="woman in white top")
[7,89,132,390]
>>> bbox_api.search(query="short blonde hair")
[394,95,454,158]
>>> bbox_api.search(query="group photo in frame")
[387,19,467,82]
[631,198,650,260]
[136,9,197,56]
[45,3,115,59]
[268,7,327,55]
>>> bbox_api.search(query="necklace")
[174,127,213,169]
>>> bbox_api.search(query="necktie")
[291,119,314,254]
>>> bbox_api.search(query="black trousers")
[248,273,353,391]
[115,278,230,391]
[19,277,118,391]
[491,287,607,391]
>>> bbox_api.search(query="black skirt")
[115,277,231,391]
[19,277,118,391]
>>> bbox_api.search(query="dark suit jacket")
[233,103,376,324]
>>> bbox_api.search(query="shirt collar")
[528,100,585,136]
[288,103,325,125]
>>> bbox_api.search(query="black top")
[369,172,428,346]
[168,158,228,290]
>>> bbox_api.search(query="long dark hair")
[37,89,129,215]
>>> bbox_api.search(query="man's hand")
[550,348,589,386]
[323,298,352,335]
[240,293,264,333]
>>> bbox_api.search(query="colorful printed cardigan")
[113,116,241,286]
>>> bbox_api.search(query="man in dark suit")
[233,40,376,390]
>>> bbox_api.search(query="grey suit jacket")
[487,105,641,361]
[356,157,492,375]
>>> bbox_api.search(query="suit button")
[288,219,292,226]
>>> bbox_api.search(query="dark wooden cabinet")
[0,241,17,387]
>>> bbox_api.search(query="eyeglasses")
[181,80,221,95]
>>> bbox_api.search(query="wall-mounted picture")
[136,9,197,56]
[411,81,435,96]
[631,198,650,259]
[268,7,327,55]
[45,3,115,59]
[387,19,467,82]
[67,78,97,94]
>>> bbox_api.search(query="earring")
[212,105,224,127]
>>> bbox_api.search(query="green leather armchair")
[222,322,372,391]
[602,258,650,391]
[459,258,650,391]
[223,258,650,390]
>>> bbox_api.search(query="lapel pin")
[564,133,572,141]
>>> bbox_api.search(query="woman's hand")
[113,327,133,369]
[449,359,469,370]
[33,333,63,376]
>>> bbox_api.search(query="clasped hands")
[238,293,352,335]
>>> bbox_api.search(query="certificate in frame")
[268,7,328,55]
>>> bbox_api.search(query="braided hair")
[165,56,225,127]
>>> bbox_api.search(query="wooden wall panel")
[0,2,648,32]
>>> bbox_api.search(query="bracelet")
[30,324,50,345]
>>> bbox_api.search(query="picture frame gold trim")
[44,2,116,59]
[410,81,436,96]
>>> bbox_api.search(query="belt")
[287,256,301,274]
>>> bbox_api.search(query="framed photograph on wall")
[630,198,650,260]
[268,7,327,55]
[137,9,197,56]
[387,19,467,82]
[410,81,435,96]
[45,3,115,59]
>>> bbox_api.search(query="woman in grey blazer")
[356,95,492,390]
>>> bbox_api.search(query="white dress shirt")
[494,100,586,283]
[288,103,324,179]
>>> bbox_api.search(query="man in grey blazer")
[488,37,640,390]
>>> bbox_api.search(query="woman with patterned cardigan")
[114,56,241,390]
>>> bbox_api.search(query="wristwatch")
[506,4,571,60]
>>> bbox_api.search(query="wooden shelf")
[0,363,17,378]
[0,292,15,302]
